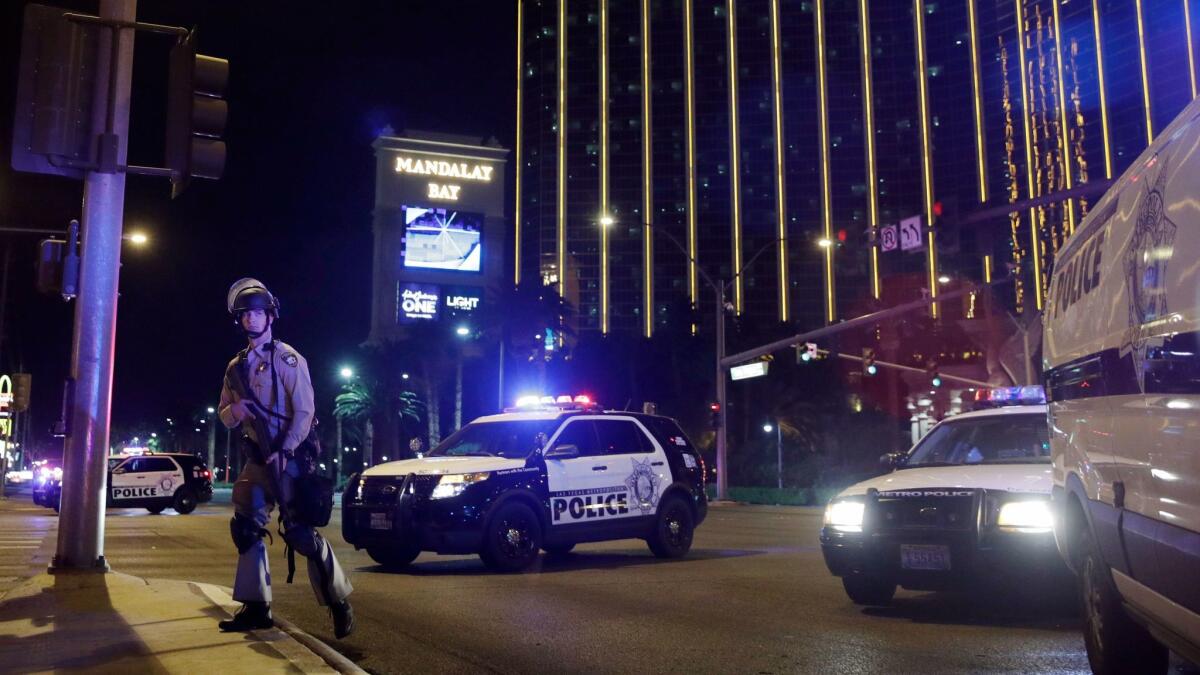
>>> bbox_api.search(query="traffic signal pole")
[53,0,137,572]
[715,283,728,502]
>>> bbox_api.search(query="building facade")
[515,0,1199,335]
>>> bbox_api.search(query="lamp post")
[764,422,783,490]
[601,216,781,501]
[205,406,216,474]
[336,366,353,485]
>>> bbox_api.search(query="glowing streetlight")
[339,366,354,380]
[401,372,410,380]
[937,275,951,284]
[817,238,833,248]
[206,406,215,414]
[762,424,774,433]
[599,215,615,227]
[455,325,470,337]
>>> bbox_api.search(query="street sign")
[900,215,923,252]
[880,225,898,252]
[730,361,769,381]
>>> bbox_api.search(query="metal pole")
[715,282,728,502]
[206,415,216,473]
[497,338,505,411]
[776,422,782,490]
[53,0,135,572]
[224,427,231,482]
[335,416,343,485]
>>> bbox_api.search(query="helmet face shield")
[226,277,279,318]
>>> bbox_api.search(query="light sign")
[398,283,440,323]
[444,289,481,313]
[402,206,483,273]
[730,361,769,381]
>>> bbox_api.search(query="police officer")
[217,278,355,638]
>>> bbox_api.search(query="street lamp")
[339,366,354,380]
[764,421,783,490]
[817,237,833,248]
[335,365,355,486]
[126,232,149,246]
[455,325,470,337]
[937,274,951,284]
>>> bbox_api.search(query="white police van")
[342,396,708,572]
[821,387,1066,605]
[1045,97,1200,672]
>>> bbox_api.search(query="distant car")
[34,453,213,514]
[342,395,708,572]
[31,463,62,507]
[820,390,1065,606]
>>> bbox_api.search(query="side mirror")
[545,444,579,460]
[879,452,904,471]
[112,468,125,475]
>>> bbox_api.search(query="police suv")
[342,396,708,572]
[820,387,1066,605]
[1046,97,1200,672]
[34,452,213,515]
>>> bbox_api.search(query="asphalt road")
[19,491,1105,675]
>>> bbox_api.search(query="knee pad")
[230,514,269,554]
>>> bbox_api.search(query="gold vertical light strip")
[967,0,989,203]
[600,0,610,334]
[1091,0,1113,178]
[914,0,939,318]
[815,0,835,324]
[514,0,524,286]
[642,0,654,338]
[1186,0,1198,97]
[1016,0,1044,311]
[684,0,699,307]
[726,0,745,314]
[769,0,790,319]
[1134,0,1154,144]
[1052,0,1076,235]
[556,0,567,296]
[858,0,881,300]
[984,254,993,284]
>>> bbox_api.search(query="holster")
[230,512,272,554]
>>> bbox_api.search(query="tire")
[367,543,421,569]
[172,488,197,515]
[647,495,694,559]
[543,542,576,556]
[146,505,166,515]
[1078,527,1168,675]
[841,573,896,606]
[480,501,542,573]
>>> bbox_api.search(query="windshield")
[428,419,560,460]
[906,413,1050,466]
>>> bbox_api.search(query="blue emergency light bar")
[972,385,1046,407]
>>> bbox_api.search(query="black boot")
[218,602,274,632]
[331,599,355,639]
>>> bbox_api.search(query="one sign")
[880,225,899,252]
[397,283,440,323]
[900,215,923,252]
[730,361,769,381]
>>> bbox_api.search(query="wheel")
[367,543,421,569]
[146,505,166,515]
[841,573,896,606]
[543,542,576,556]
[1078,527,1168,675]
[480,501,542,573]
[172,488,197,515]
[647,496,694,559]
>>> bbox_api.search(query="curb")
[191,581,366,675]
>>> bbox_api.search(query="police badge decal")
[625,457,661,515]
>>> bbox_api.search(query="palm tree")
[477,281,577,400]
[334,376,424,468]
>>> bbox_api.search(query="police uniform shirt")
[219,340,315,453]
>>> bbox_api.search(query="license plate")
[900,544,951,570]
[369,512,392,530]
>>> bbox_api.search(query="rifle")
[224,355,292,523]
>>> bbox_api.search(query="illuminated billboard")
[397,283,440,323]
[401,206,483,273]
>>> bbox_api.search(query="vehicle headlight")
[997,499,1053,533]
[52,467,63,480]
[824,499,865,533]
[430,472,491,500]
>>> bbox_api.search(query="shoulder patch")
[282,352,299,367]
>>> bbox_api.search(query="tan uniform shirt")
[219,340,315,453]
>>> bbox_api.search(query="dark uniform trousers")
[232,457,352,606]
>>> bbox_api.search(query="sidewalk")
[0,494,362,674]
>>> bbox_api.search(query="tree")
[334,374,423,467]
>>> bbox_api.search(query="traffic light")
[12,374,31,413]
[709,402,722,429]
[863,348,877,376]
[926,361,942,387]
[165,31,229,198]
[798,342,818,363]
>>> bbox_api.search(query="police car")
[820,387,1066,605]
[34,452,213,515]
[342,395,708,572]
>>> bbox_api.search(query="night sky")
[0,1,516,455]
